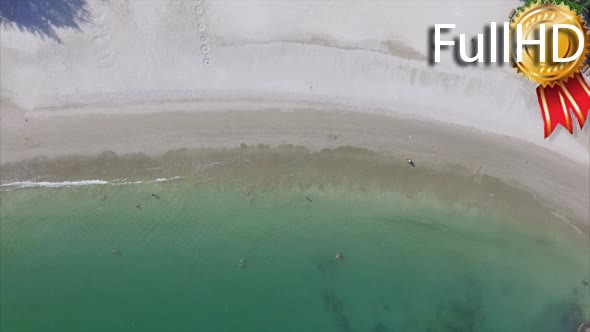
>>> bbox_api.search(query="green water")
[1,182,588,332]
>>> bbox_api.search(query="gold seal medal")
[510,1,590,137]
[511,1,588,86]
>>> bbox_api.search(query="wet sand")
[1,100,588,241]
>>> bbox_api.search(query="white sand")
[1,0,588,162]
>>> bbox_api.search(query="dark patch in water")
[442,302,478,332]
[572,287,582,297]
[530,298,583,332]
[316,261,337,277]
[499,284,511,297]
[427,276,485,332]
[320,292,354,331]
[322,292,344,314]
[336,315,352,332]
[374,322,390,332]
[379,297,392,312]
[532,236,556,248]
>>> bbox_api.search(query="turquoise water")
[1,182,588,331]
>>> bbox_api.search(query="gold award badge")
[510,1,590,137]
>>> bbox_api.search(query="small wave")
[152,176,182,182]
[0,180,109,189]
[111,176,183,186]
[1,176,183,189]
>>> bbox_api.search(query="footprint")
[88,11,115,71]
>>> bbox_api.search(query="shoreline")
[2,100,588,240]
[2,142,589,243]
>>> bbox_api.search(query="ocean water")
[1,181,588,332]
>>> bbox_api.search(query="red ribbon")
[536,72,590,138]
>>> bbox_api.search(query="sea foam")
[0,180,109,189]
[0,176,183,189]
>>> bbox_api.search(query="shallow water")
[1,181,588,332]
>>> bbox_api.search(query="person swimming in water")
[406,157,415,167]
[239,258,247,269]
[335,253,343,260]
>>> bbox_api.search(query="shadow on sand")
[0,0,90,42]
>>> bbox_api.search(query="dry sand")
[1,0,589,161]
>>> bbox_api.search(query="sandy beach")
[1,1,589,330]
[2,0,590,157]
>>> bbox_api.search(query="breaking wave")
[1,177,183,190]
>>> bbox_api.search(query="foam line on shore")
[0,177,183,189]
[551,211,585,236]
[0,180,109,189]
